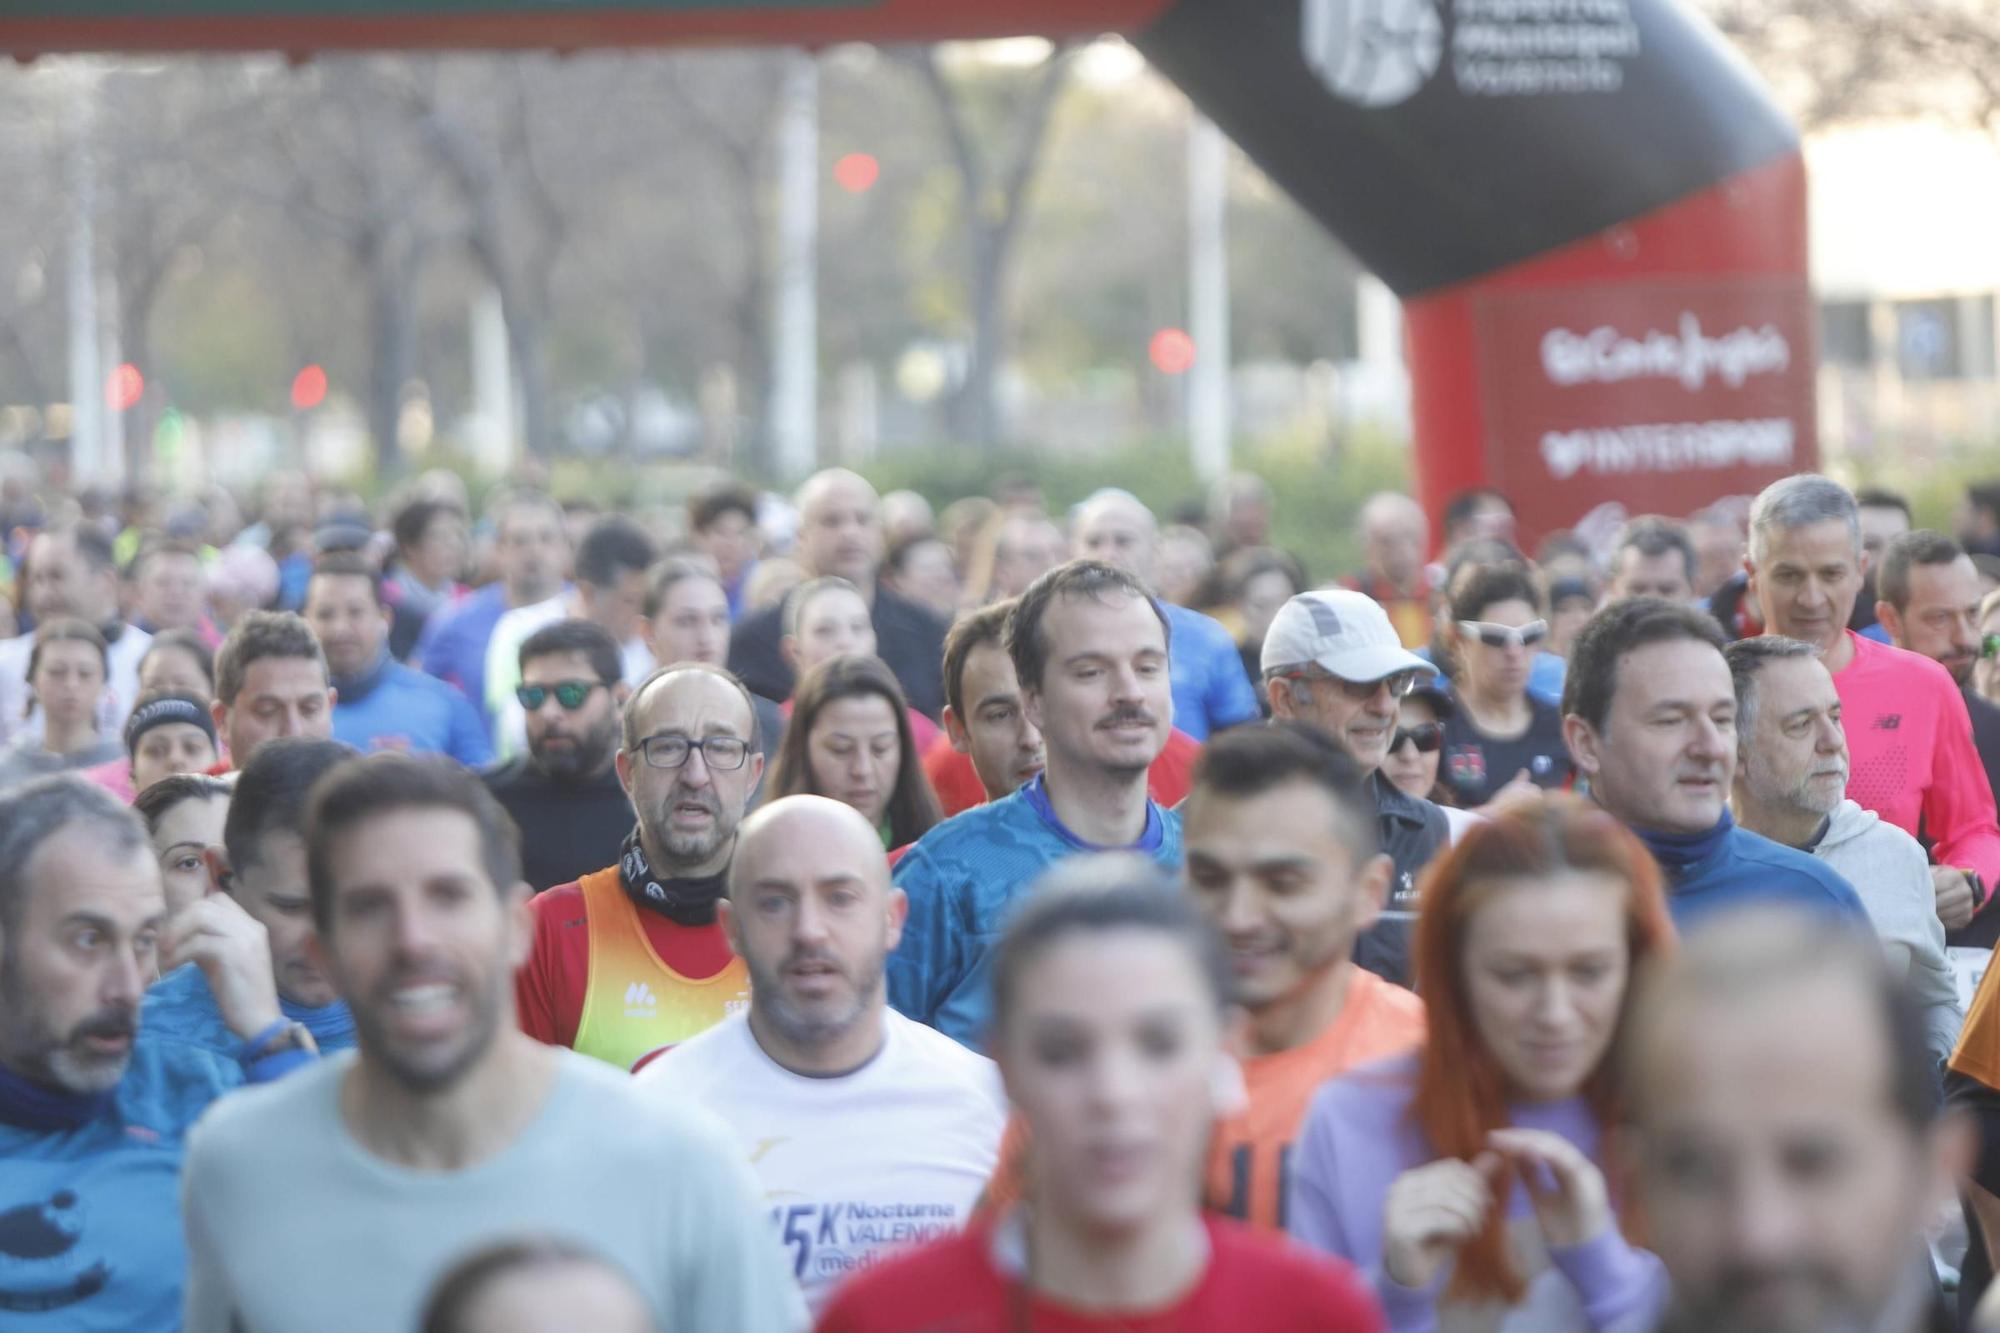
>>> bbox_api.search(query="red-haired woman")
[1289,796,1673,1331]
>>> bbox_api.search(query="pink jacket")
[1834,631,2000,893]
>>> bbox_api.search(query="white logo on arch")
[1302,0,1446,108]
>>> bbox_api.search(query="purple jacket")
[1289,1053,1665,1333]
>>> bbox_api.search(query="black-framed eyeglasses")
[632,733,752,771]
[1390,721,1443,754]
[516,680,603,712]
[1458,619,1548,650]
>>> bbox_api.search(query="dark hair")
[1722,636,1821,739]
[141,627,218,695]
[215,611,326,707]
[392,499,457,556]
[1875,529,1965,614]
[1006,559,1171,694]
[990,855,1232,1038]
[1854,487,1913,523]
[1443,488,1512,535]
[1186,721,1379,858]
[305,753,523,933]
[621,661,764,754]
[767,654,941,848]
[490,488,565,539]
[518,618,623,687]
[689,484,758,534]
[306,553,385,608]
[942,599,1016,719]
[123,690,218,759]
[0,776,148,931]
[28,616,109,680]
[1612,516,1698,588]
[1448,564,1543,624]
[226,737,356,876]
[133,772,232,835]
[575,516,658,591]
[643,557,725,620]
[132,540,202,582]
[421,1238,636,1333]
[49,522,117,575]
[1562,596,1727,734]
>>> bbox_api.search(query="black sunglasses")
[1390,721,1443,754]
[515,680,602,712]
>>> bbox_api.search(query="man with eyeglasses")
[1261,588,1452,986]
[515,662,764,1071]
[481,620,636,893]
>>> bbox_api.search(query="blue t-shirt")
[0,1038,236,1331]
[415,584,509,739]
[888,776,1183,1049]
[333,660,493,768]
[143,965,356,1086]
[1160,602,1261,741]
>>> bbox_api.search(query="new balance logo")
[624,982,658,1019]
[1873,714,1903,731]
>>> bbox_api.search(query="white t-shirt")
[637,1007,1007,1311]
[0,622,151,747]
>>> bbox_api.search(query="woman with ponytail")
[1289,796,1673,1331]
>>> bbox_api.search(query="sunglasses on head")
[1458,618,1548,650]
[1390,721,1442,754]
[515,680,601,712]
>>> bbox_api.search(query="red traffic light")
[291,364,328,410]
[1149,328,1197,376]
[105,363,144,412]
[833,152,880,194]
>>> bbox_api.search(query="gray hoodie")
[1812,799,1962,1064]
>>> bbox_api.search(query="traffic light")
[105,363,144,411]
[291,364,328,410]
[1149,328,1196,376]
[833,152,880,194]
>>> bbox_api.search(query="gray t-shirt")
[182,1048,806,1333]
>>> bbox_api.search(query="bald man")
[1342,492,1433,649]
[1072,488,1260,740]
[727,469,950,718]
[637,796,1004,1313]
[1625,908,1961,1333]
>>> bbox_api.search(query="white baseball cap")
[1261,589,1437,684]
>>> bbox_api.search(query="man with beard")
[889,561,1183,1048]
[0,778,253,1327]
[1562,597,1866,928]
[637,796,1004,1313]
[514,662,763,1070]
[1745,474,2000,934]
[144,738,360,1081]
[180,754,803,1332]
[1725,637,1959,1065]
[481,621,634,892]
[1627,908,1960,1333]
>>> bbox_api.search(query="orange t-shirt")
[1953,953,2000,1088]
[986,969,1425,1232]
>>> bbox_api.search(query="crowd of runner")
[8,461,2000,1331]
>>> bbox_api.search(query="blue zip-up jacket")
[888,777,1183,1049]
[1635,810,1870,931]
[415,583,509,739]
[142,965,357,1087]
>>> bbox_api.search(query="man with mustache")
[515,662,762,1071]
[181,754,802,1332]
[480,620,634,893]
[0,777,266,1327]
[1724,637,1959,1065]
[1744,474,2000,935]
[889,560,1183,1048]
[1561,597,1866,928]
[1627,908,1960,1333]
[637,795,1005,1314]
